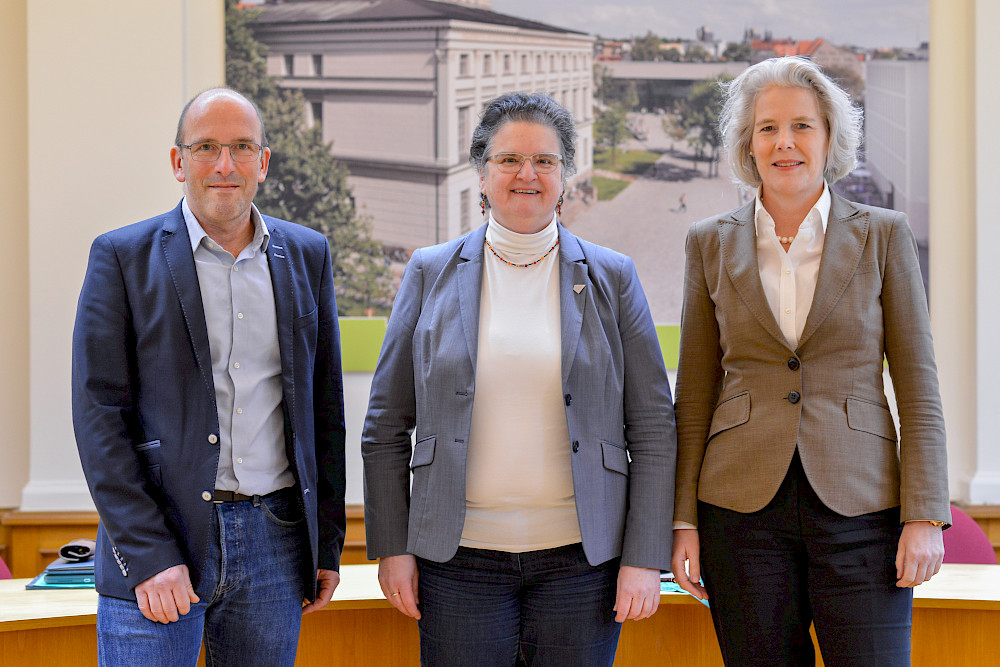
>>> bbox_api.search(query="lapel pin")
[573,284,585,294]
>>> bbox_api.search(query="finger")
[145,590,166,623]
[136,590,157,623]
[174,587,193,617]
[399,589,422,619]
[896,560,917,588]
[160,590,181,623]
[187,580,201,605]
[614,595,631,623]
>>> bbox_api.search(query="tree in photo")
[594,103,629,167]
[631,31,663,62]
[675,75,730,177]
[225,0,391,313]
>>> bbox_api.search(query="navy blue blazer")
[362,223,676,570]
[72,201,346,601]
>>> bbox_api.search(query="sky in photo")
[491,0,929,48]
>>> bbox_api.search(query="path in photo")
[566,112,745,324]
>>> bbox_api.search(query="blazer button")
[787,357,800,371]
[564,394,572,406]
[572,440,580,452]
[202,491,213,501]
[208,434,219,444]
[788,391,801,404]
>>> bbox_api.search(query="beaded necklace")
[484,238,560,268]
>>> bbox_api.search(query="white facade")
[864,59,930,246]
[257,17,595,249]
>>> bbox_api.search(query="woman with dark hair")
[362,92,676,666]
[672,57,949,665]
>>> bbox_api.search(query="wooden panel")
[1,511,98,579]
[0,509,13,572]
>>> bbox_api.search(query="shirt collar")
[181,197,270,255]
[753,182,831,236]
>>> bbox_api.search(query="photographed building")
[864,58,929,275]
[600,61,748,111]
[751,37,865,82]
[252,0,595,249]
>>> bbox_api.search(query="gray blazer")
[674,193,949,526]
[362,223,676,569]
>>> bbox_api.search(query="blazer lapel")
[266,223,296,385]
[456,225,486,370]
[718,202,790,349]
[558,225,588,385]
[798,193,869,349]
[160,204,216,405]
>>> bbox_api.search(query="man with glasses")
[72,88,346,666]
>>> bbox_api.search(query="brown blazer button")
[572,440,580,452]
[787,357,800,371]
[788,391,801,404]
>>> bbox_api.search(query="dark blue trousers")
[415,543,621,666]
[698,451,912,667]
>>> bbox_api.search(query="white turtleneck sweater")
[460,215,582,551]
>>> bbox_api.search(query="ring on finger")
[389,592,401,597]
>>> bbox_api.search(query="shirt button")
[202,491,212,501]
[233,362,240,369]
[236,408,243,414]
[237,313,244,319]
[785,269,791,274]
[237,458,243,464]
[233,266,239,272]
[785,308,792,314]
[208,434,219,444]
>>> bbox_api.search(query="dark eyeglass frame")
[486,152,563,174]
[178,141,264,163]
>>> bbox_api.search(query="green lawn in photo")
[593,149,660,175]
[591,176,630,200]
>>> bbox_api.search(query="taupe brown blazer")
[674,193,949,526]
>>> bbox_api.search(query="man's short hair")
[174,87,268,148]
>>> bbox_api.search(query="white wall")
[18,0,225,510]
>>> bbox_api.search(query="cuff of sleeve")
[673,521,697,530]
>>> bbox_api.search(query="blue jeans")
[416,543,621,667]
[97,488,308,667]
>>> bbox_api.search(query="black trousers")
[698,451,912,667]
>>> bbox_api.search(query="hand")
[671,529,708,600]
[134,564,200,623]
[378,554,421,619]
[302,569,340,614]
[895,521,945,587]
[614,566,661,622]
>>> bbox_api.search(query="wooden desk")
[2,564,998,666]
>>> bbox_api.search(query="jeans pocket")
[260,492,305,527]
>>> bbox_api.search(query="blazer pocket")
[293,306,318,333]
[601,441,629,476]
[855,260,879,275]
[134,439,163,486]
[846,397,897,442]
[708,392,751,439]
[410,435,436,469]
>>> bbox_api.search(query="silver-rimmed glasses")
[179,141,263,163]
[486,152,563,174]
